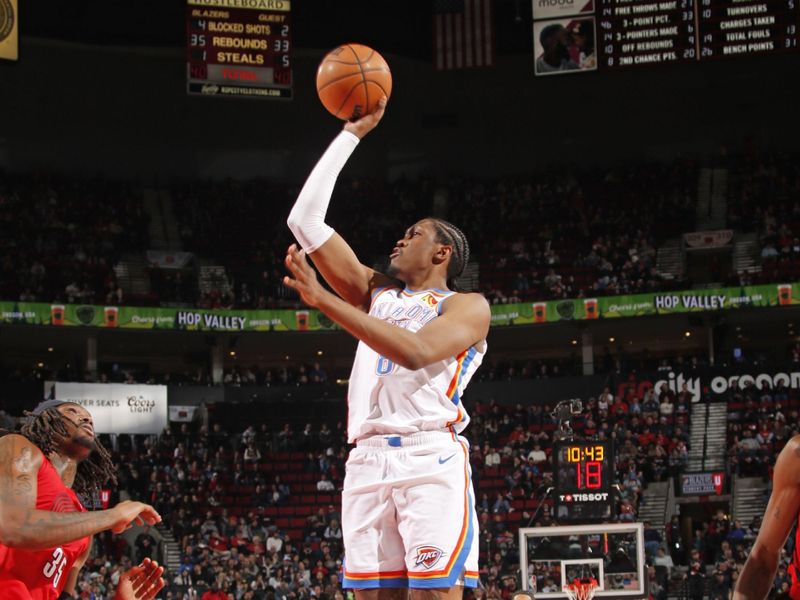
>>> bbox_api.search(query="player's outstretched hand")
[284,243,325,308]
[114,558,165,600]
[343,96,387,139]
[110,501,162,534]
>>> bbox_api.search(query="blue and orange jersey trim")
[342,569,409,589]
[343,568,408,580]
[401,287,450,296]
[446,347,478,406]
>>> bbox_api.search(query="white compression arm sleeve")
[286,130,360,253]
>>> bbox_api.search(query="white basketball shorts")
[341,430,480,590]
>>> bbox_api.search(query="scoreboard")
[186,0,292,98]
[553,440,615,522]
[533,0,799,75]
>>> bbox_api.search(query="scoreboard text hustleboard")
[533,0,799,75]
[186,0,292,98]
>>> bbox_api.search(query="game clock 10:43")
[553,440,615,522]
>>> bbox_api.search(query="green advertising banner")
[489,282,798,326]
[0,303,336,332]
[0,282,797,332]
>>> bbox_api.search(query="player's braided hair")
[429,218,470,290]
[16,406,117,498]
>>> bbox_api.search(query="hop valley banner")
[0,282,797,332]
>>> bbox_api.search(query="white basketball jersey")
[346,286,486,443]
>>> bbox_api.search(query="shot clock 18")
[565,443,605,488]
[553,440,615,522]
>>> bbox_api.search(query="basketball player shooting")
[285,98,490,600]
[733,435,800,600]
[0,400,164,599]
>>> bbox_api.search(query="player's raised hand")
[284,244,325,308]
[344,96,387,139]
[114,558,165,600]
[109,501,162,534]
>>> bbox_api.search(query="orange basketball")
[316,44,392,121]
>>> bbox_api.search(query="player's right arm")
[0,434,161,550]
[287,97,392,309]
[733,435,800,600]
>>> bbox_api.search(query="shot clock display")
[553,440,615,522]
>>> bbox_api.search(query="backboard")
[519,523,646,599]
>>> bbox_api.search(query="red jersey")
[791,523,800,600]
[0,454,90,599]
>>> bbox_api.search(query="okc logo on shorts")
[414,545,445,569]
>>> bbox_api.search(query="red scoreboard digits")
[186,0,292,99]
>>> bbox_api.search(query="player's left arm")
[61,536,92,597]
[283,244,489,369]
[733,435,800,600]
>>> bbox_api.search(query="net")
[563,578,599,600]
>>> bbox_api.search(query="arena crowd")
[4,377,797,600]
[5,150,798,312]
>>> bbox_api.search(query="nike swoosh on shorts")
[438,454,456,464]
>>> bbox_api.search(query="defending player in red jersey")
[0,400,164,599]
[734,435,800,600]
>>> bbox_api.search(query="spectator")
[134,526,157,563]
[317,474,335,492]
[653,546,674,575]
[643,522,662,557]
[492,492,512,514]
[642,389,660,418]
[527,443,547,464]
[485,445,501,467]
[324,519,343,541]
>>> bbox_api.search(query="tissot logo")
[559,492,609,502]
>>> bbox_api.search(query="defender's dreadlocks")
[17,406,117,498]
[429,218,470,290]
